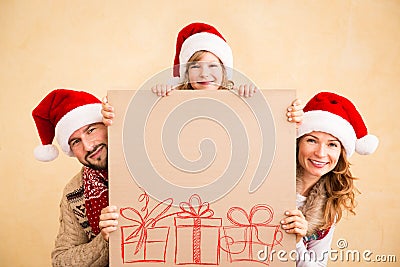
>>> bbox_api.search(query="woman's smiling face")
[187,51,223,90]
[297,131,342,180]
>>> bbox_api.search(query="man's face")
[68,123,108,170]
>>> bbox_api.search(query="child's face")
[187,52,223,90]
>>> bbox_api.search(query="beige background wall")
[0,0,398,266]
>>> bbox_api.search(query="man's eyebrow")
[68,137,78,146]
[68,125,93,145]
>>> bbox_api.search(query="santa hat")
[297,92,379,157]
[32,89,103,162]
[172,22,233,82]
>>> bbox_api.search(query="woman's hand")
[101,96,115,126]
[99,205,119,242]
[286,98,304,128]
[281,209,308,243]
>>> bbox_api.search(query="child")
[153,22,256,98]
[102,22,303,125]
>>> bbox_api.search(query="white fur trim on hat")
[34,144,59,162]
[179,32,233,81]
[55,103,103,156]
[356,134,379,155]
[297,110,357,157]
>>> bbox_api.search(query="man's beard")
[83,144,108,170]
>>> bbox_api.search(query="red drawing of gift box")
[119,195,175,264]
[221,205,283,266]
[174,194,222,265]
[121,225,170,263]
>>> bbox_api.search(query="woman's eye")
[329,142,339,148]
[190,64,200,69]
[306,138,316,143]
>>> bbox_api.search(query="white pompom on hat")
[297,92,379,157]
[172,22,233,83]
[32,89,103,161]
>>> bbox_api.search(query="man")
[32,89,117,267]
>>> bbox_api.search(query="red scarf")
[82,167,109,235]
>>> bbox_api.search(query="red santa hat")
[297,92,379,157]
[32,89,103,161]
[172,22,233,82]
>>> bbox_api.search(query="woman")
[280,91,379,266]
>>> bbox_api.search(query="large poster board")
[108,89,296,266]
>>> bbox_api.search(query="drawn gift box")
[221,205,283,265]
[174,194,222,265]
[121,225,170,263]
[119,195,175,264]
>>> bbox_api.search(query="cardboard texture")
[108,89,296,266]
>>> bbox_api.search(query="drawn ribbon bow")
[178,194,214,218]
[224,204,282,258]
[120,195,174,255]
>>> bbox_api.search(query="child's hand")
[101,96,115,126]
[287,99,304,128]
[236,84,258,98]
[280,209,308,243]
[151,84,174,97]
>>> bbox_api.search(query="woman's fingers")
[280,209,308,237]
[287,99,304,125]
